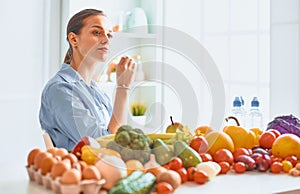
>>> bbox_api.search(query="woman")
[39,9,136,150]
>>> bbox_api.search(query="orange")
[195,126,213,136]
[272,134,300,159]
[205,131,234,155]
[125,160,145,175]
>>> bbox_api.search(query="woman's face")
[75,15,112,63]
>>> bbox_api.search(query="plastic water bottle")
[230,97,246,126]
[134,55,144,81]
[248,97,263,129]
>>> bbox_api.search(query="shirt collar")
[57,63,82,83]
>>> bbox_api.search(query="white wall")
[0,0,45,181]
[270,0,300,118]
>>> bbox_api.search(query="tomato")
[187,166,197,181]
[282,160,293,173]
[259,132,276,149]
[218,161,231,174]
[233,148,250,161]
[168,157,183,171]
[267,129,281,138]
[189,136,208,153]
[284,155,298,167]
[270,161,283,174]
[176,168,188,183]
[233,162,246,173]
[193,170,209,184]
[270,155,282,164]
[199,153,213,162]
[156,182,173,194]
[213,148,234,164]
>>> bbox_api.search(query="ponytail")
[64,47,72,64]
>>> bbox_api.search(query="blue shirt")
[39,63,112,150]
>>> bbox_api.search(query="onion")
[95,155,127,189]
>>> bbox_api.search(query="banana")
[146,133,176,144]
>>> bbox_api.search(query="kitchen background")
[0,0,299,183]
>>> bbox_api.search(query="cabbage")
[267,114,300,137]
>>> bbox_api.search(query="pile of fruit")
[26,116,300,194]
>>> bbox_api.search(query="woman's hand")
[116,56,136,87]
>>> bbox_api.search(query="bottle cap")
[233,97,241,107]
[251,97,259,107]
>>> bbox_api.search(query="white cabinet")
[61,0,164,131]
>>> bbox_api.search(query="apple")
[189,136,208,154]
[166,116,183,133]
[72,136,100,158]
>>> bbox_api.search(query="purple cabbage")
[267,114,300,137]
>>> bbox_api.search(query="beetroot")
[267,115,300,137]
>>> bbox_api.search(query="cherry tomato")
[199,153,213,162]
[187,166,197,181]
[193,170,208,184]
[168,157,183,171]
[213,148,234,164]
[270,155,282,164]
[284,155,298,167]
[282,160,293,173]
[189,136,208,153]
[156,182,173,194]
[218,161,231,174]
[176,168,188,183]
[270,161,283,174]
[233,162,246,174]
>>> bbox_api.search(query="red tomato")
[270,155,282,164]
[189,136,209,153]
[233,148,250,161]
[187,166,197,181]
[176,168,188,183]
[267,129,281,138]
[259,132,276,149]
[168,157,183,171]
[284,155,298,167]
[199,153,213,162]
[233,162,246,173]
[213,148,234,164]
[156,182,173,194]
[270,161,283,174]
[218,161,231,174]
[193,170,208,184]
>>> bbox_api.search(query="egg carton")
[26,166,106,194]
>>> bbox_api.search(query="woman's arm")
[108,56,136,133]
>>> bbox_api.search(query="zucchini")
[109,171,156,194]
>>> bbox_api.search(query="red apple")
[189,136,208,154]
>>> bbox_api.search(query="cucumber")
[109,171,156,194]
[128,172,156,194]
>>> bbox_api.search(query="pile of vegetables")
[267,114,300,137]
[106,125,152,164]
